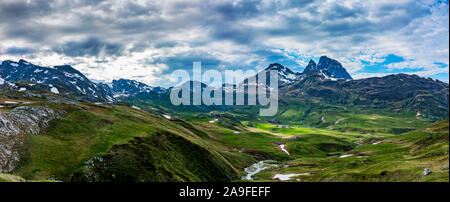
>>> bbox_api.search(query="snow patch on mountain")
[107,79,167,98]
[50,87,59,94]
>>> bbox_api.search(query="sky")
[0,0,448,87]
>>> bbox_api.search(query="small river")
[241,160,278,180]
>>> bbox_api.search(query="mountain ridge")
[0,60,167,101]
[1,58,448,119]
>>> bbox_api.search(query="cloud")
[0,0,52,21]
[4,47,36,55]
[54,37,125,57]
[0,0,448,86]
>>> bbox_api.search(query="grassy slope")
[0,173,26,182]
[173,99,433,136]
[181,109,446,182]
[250,121,449,182]
[3,95,446,182]
[71,131,238,182]
[11,103,243,181]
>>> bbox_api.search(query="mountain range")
[0,60,167,102]
[1,56,449,183]
[0,57,448,120]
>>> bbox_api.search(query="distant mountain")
[244,56,352,88]
[106,79,167,98]
[0,60,166,102]
[233,57,447,119]
[1,58,448,119]
[0,59,114,102]
[264,63,302,84]
[282,73,449,119]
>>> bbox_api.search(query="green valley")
[1,97,447,182]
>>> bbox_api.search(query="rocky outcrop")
[422,168,431,176]
[0,106,64,172]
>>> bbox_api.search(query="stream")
[241,160,278,180]
[241,144,290,180]
[280,144,290,155]
[242,160,313,181]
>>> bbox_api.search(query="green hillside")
[1,97,448,182]
[10,103,243,182]
[248,121,449,182]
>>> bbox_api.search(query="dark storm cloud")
[153,42,178,49]
[0,0,55,41]
[117,1,157,17]
[0,0,53,21]
[0,0,431,52]
[2,23,52,42]
[214,0,261,20]
[211,25,257,44]
[4,47,36,55]
[55,37,125,57]
[151,47,299,75]
[152,52,223,73]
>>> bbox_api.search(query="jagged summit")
[303,56,352,79]
[304,59,317,72]
[109,78,167,97]
[261,63,300,84]
[258,57,353,85]
[301,56,353,79]
[263,56,353,84]
[18,59,31,65]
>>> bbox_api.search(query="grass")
[287,134,355,157]
[249,121,449,182]
[0,173,26,182]
[71,131,239,182]
[3,95,447,182]
[250,122,387,142]
[12,103,241,181]
[195,123,291,160]
[247,99,435,134]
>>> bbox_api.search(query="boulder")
[422,168,431,176]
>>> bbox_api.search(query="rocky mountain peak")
[18,59,31,65]
[303,56,352,79]
[262,63,300,84]
[53,65,87,79]
[266,63,294,74]
[109,78,167,97]
[304,59,317,72]
[266,63,284,69]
